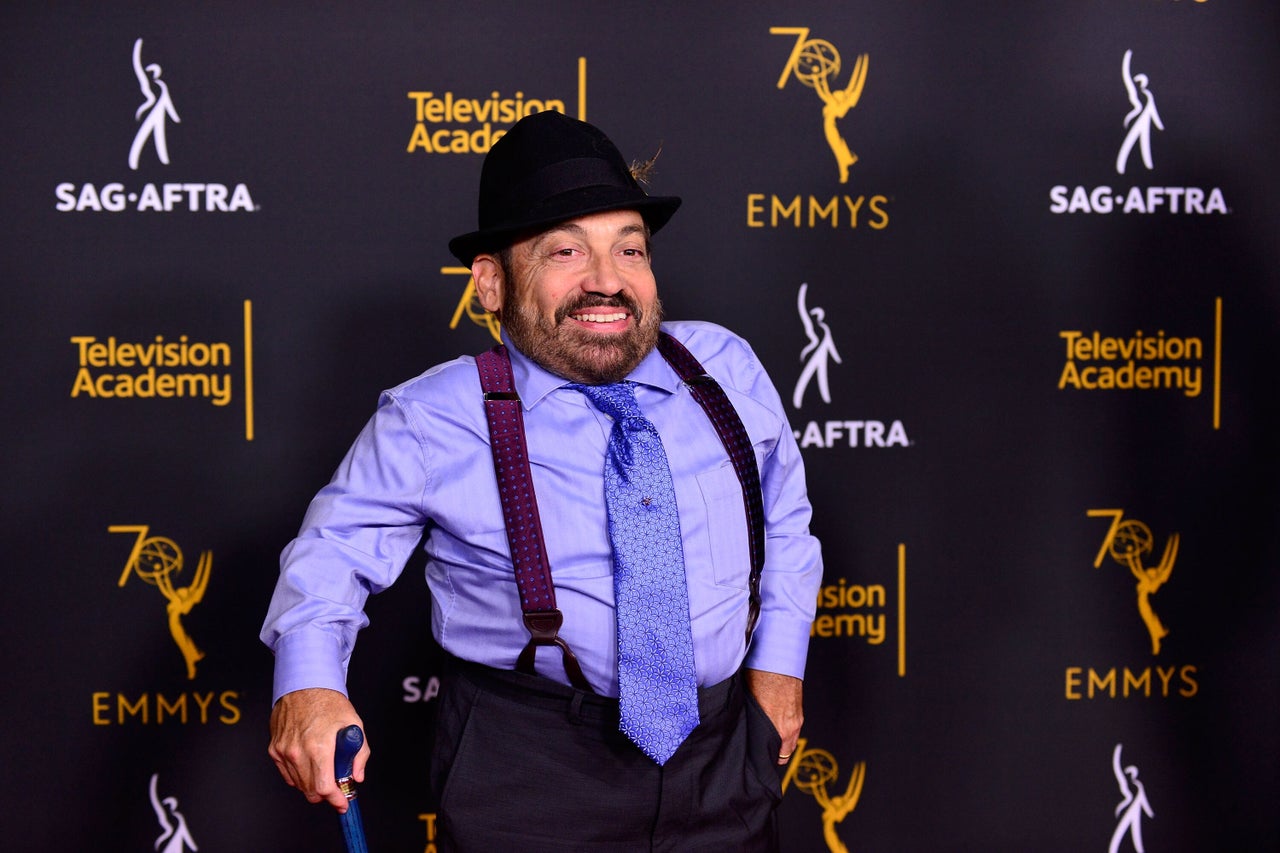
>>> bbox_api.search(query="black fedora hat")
[448,111,681,266]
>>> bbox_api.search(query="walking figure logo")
[793,283,843,409]
[1116,49,1163,175]
[129,38,181,170]
[1109,744,1154,853]
[781,738,866,853]
[771,27,869,184]
[149,774,198,853]
[111,525,211,679]
[1088,509,1178,655]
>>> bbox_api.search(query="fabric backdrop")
[3,2,1277,850]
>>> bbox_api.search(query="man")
[262,111,823,851]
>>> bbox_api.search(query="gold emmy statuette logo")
[771,27,869,184]
[1088,509,1179,655]
[782,738,867,853]
[442,267,502,342]
[111,525,211,679]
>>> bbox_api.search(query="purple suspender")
[655,333,766,643]
[475,332,766,690]
[475,344,593,691]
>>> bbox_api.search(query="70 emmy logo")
[111,525,212,679]
[781,738,867,853]
[1088,509,1179,655]
[770,27,870,184]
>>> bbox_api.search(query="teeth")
[573,312,627,323]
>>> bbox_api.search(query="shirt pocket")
[696,462,752,590]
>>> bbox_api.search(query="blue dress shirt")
[262,320,823,702]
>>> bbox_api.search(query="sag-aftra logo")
[1049,49,1226,217]
[55,38,257,214]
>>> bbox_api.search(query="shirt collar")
[501,326,681,409]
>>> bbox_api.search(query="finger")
[352,739,372,784]
[270,754,301,789]
[307,749,352,812]
[268,739,308,790]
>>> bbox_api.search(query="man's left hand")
[745,669,804,765]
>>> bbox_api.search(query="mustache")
[554,293,643,324]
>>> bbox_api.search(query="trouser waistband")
[445,655,742,724]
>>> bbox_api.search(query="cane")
[334,725,370,853]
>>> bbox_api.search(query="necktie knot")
[571,381,642,422]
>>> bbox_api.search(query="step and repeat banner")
[3,2,1277,851]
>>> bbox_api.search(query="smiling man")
[475,210,661,385]
[262,111,823,852]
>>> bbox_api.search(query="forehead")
[526,209,648,246]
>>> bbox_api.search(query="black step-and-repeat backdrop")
[3,2,1277,850]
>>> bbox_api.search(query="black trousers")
[431,658,784,852]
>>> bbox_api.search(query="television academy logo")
[751,27,890,231]
[69,333,236,408]
[812,544,910,681]
[790,282,908,450]
[67,301,259,442]
[781,738,867,853]
[407,57,587,154]
[1049,49,1226,215]
[1056,299,1225,431]
[55,38,257,213]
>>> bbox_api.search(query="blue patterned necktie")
[573,381,700,765]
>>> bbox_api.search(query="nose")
[582,252,625,297]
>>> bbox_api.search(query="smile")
[571,312,628,324]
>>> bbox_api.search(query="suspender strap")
[475,332,768,688]
[656,332,765,644]
[476,345,593,692]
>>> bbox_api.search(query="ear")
[471,255,504,314]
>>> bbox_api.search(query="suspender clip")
[517,609,595,693]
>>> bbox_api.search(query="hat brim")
[448,187,681,267]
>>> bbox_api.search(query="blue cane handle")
[335,725,369,853]
[335,725,364,784]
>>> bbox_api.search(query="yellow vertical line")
[897,543,906,677]
[578,57,587,121]
[1213,297,1222,430]
[244,299,255,441]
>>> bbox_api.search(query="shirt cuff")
[270,629,351,705]
[743,611,814,680]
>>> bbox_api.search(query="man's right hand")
[268,687,370,813]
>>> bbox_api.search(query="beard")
[500,287,664,385]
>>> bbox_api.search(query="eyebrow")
[534,221,649,248]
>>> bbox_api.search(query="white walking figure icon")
[129,38,181,170]
[149,773,199,853]
[1109,744,1154,853]
[792,282,842,410]
[1115,49,1163,175]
